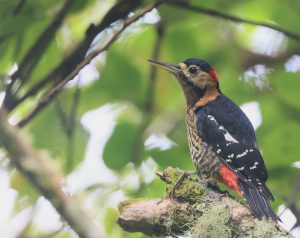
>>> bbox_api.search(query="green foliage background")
[0,0,299,237]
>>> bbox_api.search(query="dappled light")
[0,0,299,237]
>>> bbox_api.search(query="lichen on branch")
[118,167,291,237]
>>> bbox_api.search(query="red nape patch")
[209,68,218,82]
[219,165,241,196]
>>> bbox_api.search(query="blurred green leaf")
[0,16,40,38]
[80,50,144,113]
[103,119,140,170]
[26,104,88,172]
[273,71,300,110]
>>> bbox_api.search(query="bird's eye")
[188,66,198,74]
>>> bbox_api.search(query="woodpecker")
[149,58,278,221]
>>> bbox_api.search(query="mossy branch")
[118,167,291,237]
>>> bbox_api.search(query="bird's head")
[148,58,220,106]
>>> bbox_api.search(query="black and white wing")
[196,95,273,201]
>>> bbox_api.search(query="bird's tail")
[239,180,279,221]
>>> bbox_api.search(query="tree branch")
[10,0,145,111]
[3,0,74,111]
[118,167,291,237]
[130,21,165,165]
[12,0,26,15]
[168,1,300,42]
[16,0,164,127]
[0,110,103,238]
[55,85,81,170]
[285,171,300,226]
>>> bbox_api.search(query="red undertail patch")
[219,164,241,196]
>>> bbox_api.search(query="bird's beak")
[148,59,181,76]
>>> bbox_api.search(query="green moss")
[161,167,183,185]
[118,198,143,213]
[190,202,232,238]
[163,167,208,203]
[162,206,195,235]
[241,219,289,238]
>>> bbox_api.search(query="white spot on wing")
[236,149,253,158]
[208,115,239,143]
[208,115,218,123]
[207,115,239,146]
[224,132,239,143]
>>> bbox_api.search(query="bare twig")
[16,0,164,127]
[285,171,300,226]
[18,0,73,81]
[0,110,103,238]
[130,21,165,164]
[287,172,300,207]
[3,0,73,111]
[168,1,300,42]
[145,21,165,114]
[55,85,81,170]
[13,0,26,15]
[11,0,145,111]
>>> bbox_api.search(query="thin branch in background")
[145,21,165,115]
[55,101,70,135]
[66,86,81,170]
[12,0,26,15]
[13,0,300,113]
[287,172,300,209]
[3,0,73,111]
[168,1,300,42]
[285,171,300,228]
[16,0,164,127]
[55,85,80,171]
[0,110,103,238]
[130,21,165,165]
[0,0,26,46]
[11,0,145,111]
